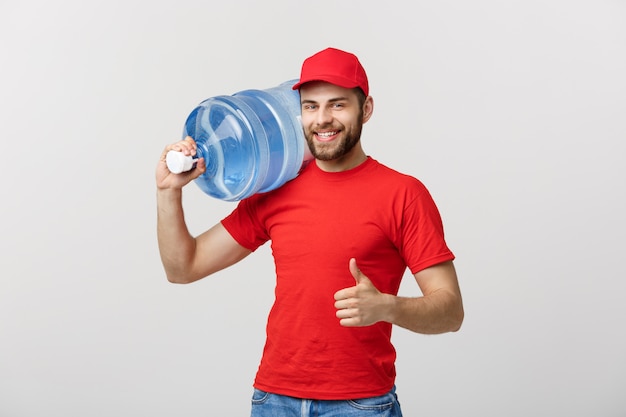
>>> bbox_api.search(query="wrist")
[156,187,182,200]
[381,293,399,324]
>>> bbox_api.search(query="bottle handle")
[165,150,196,174]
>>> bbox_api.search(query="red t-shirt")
[221,157,454,399]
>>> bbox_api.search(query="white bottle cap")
[166,151,195,174]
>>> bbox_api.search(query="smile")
[316,130,339,141]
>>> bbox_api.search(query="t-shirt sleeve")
[400,181,455,274]
[221,196,270,252]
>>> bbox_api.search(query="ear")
[362,96,374,124]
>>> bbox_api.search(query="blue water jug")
[166,80,312,201]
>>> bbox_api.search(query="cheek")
[300,115,313,130]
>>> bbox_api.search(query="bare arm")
[156,137,251,284]
[334,260,464,334]
[389,261,463,333]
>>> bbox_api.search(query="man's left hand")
[333,258,392,327]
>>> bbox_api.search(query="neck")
[315,145,367,173]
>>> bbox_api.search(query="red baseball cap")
[292,47,369,96]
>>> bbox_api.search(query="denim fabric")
[250,386,403,417]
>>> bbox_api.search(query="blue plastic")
[182,80,310,201]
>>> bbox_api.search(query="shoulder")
[368,158,429,194]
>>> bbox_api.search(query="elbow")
[450,304,465,332]
[164,266,214,284]
[162,261,216,284]
[166,274,193,284]
[164,269,199,284]
[450,318,463,333]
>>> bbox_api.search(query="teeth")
[318,131,337,137]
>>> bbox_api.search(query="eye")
[302,104,317,111]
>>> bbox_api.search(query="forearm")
[385,289,464,334]
[156,188,198,283]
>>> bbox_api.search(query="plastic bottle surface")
[166,80,312,201]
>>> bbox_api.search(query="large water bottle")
[166,80,312,201]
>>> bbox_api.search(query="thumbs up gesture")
[334,258,392,327]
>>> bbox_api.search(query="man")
[156,47,464,416]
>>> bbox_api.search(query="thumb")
[349,258,366,284]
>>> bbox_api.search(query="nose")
[315,107,333,126]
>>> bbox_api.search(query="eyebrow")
[301,96,350,105]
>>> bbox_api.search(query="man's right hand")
[156,136,206,190]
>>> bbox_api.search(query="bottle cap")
[166,151,195,174]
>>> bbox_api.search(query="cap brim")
[292,76,359,91]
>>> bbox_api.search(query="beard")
[304,112,364,161]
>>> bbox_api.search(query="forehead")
[299,81,356,101]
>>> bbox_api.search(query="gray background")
[1,0,625,416]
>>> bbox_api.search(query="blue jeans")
[250,386,403,417]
